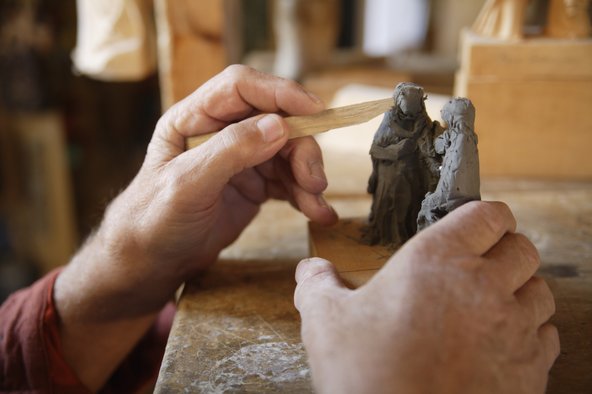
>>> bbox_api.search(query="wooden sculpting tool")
[186,97,393,149]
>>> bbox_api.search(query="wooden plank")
[154,0,227,109]
[155,200,312,393]
[458,78,592,178]
[460,30,592,79]
[455,30,592,179]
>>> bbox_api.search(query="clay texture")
[364,85,481,248]
[417,98,481,231]
[363,83,442,247]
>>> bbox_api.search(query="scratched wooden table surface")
[154,179,592,393]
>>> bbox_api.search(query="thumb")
[172,113,288,190]
[294,258,349,316]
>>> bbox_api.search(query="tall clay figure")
[417,98,481,231]
[365,83,441,247]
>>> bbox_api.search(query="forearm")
[53,196,179,391]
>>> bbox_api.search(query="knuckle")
[548,324,560,350]
[283,78,304,92]
[223,64,252,81]
[297,258,334,283]
[468,201,514,238]
[216,127,246,166]
[161,169,190,200]
[528,275,545,289]
[535,277,556,315]
[514,232,540,264]
[541,323,561,359]
[298,136,322,156]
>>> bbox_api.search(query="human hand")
[58,66,338,320]
[295,201,559,394]
[99,65,336,286]
[53,66,338,389]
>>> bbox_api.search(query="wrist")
[56,201,180,323]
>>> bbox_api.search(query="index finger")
[155,65,324,150]
[417,201,517,258]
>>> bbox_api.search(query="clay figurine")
[417,98,481,231]
[363,82,442,248]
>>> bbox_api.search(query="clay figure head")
[441,98,475,132]
[393,82,426,117]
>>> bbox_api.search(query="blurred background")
[0,0,588,300]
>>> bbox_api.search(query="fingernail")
[257,114,285,143]
[318,194,337,216]
[306,91,324,106]
[318,194,330,208]
[309,161,327,183]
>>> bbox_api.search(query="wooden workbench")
[155,179,592,393]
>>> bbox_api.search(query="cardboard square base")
[308,218,395,288]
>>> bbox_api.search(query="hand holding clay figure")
[296,201,559,394]
[52,65,337,390]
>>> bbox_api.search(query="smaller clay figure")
[364,83,441,248]
[417,98,481,231]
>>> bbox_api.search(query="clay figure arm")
[371,111,394,145]
[434,132,449,155]
[367,114,393,194]
[295,201,559,394]
[52,66,337,392]
[370,139,413,160]
[369,144,394,160]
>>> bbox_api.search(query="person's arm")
[295,201,559,394]
[53,65,337,391]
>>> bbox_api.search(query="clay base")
[308,218,395,288]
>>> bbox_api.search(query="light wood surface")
[185,97,393,149]
[155,180,592,393]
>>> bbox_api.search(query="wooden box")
[308,218,392,288]
[454,30,592,179]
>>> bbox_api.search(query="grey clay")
[417,98,481,230]
[364,84,481,248]
[363,83,442,247]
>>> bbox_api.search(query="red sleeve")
[0,268,175,393]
